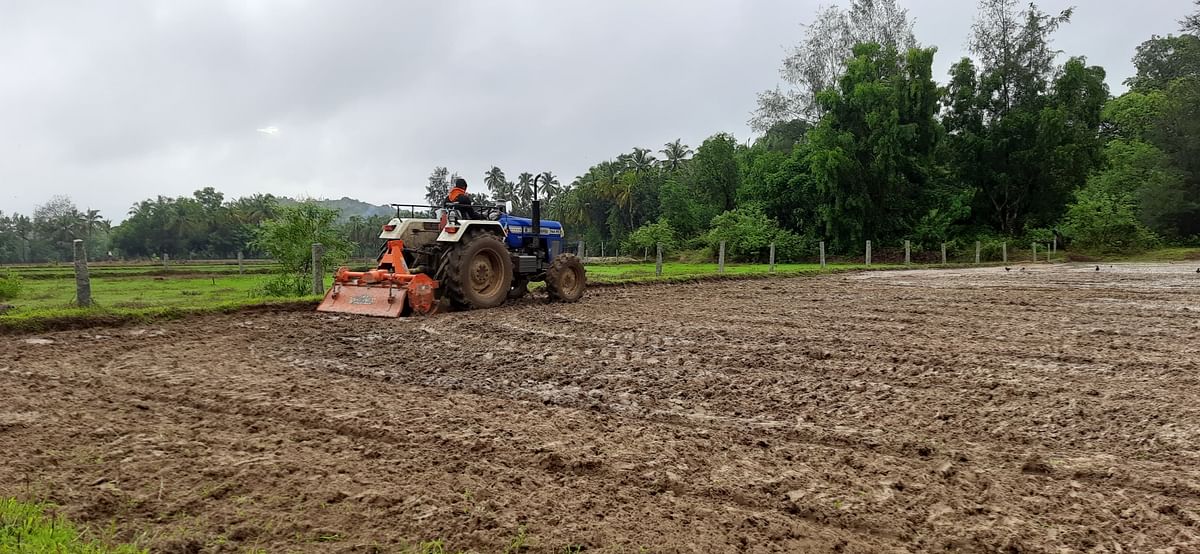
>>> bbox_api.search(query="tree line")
[2,0,1197,264]
[557,0,1200,259]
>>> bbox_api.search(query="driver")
[447,178,480,219]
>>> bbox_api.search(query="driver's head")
[454,178,468,190]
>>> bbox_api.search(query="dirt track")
[3,263,1200,553]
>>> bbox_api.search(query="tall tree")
[692,133,741,214]
[484,166,513,203]
[424,167,452,207]
[752,0,917,131]
[1126,34,1200,92]
[627,148,657,174]
[943,0,1103,234]
[659,140,693,171]
[805,44,941,249]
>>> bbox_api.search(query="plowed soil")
[3,264,1200,553]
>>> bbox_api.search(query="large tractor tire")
[546,253,586,303]
[438,232,513,310]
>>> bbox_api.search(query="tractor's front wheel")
[546,253,586,303]
[440,232,513,310]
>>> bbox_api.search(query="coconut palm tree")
[515,172,535,213]
[484,166,510,200]
[627,148,657,174]
[539,171,560,200]
[82,209,104,238]
[659,139,693,171]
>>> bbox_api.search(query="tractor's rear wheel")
[546,253,586,303]
[439,232,513,310]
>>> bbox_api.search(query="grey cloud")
[0,0,1192,221]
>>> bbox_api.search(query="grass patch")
[584,262,903,285]
[1077,247,1200,263]
[0,259,956,333]
[0,298,320,334]
[0,498,145,553]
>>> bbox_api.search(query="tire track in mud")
[5,264,1200,552]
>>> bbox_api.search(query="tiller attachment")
[316,240,439,317]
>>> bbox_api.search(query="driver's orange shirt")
[448,187,469,202]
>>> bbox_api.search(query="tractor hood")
[499,214,563,235]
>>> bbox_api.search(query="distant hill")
[277,196,397,222]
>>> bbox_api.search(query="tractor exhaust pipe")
[531,173,542,237]
[531,174,542,251]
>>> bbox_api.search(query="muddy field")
[3,263,1200,553]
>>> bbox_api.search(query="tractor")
[317,176,585,317]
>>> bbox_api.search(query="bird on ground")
[1005,267,1012,272]
[1095,265,1101,271]
[1020,267,1026,272]
[1195,268,1199,273]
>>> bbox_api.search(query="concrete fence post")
[237,250,244,274]
[643,247,648,262]
[941,243,947,265]
[163,252,169,271]
[904,240,911,265]
[975,241,981,264]
[73,239,91,307]
[819,241,826,268]
[718,241,726,274]
[311,243,324,295]
[1002,242,1008,264]
[601,241,606,258]
[1032,242,1037,262]
[865,240,872,266]
[655,243,663,277]
[1052,236,1057,255]
[769,242,776,273]
[578,240,585,260]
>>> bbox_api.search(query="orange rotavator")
[317,174,587,318]
[317,239,439,317]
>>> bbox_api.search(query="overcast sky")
[1,0,1192,222]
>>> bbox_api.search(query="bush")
[1063,187,1158,253]
[625,218,677,253]
[0,272,21,301]
[704,206,811,262]
[254,203,352,296]
[257,273,309,298]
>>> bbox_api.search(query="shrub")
[704,206,811,262]
[1063,187,1158,253]
[254,203,351,296]
[0,272,21,301]
[625,218,677,253]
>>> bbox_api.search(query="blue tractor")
[318,175,585,317]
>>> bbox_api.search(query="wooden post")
[578,240,585,260]
[819,241,826,268]
[73,239,91,307]
[865,240,872,266]
[718,241,726,274]
[975,241,981,264]
[769,242,776,273]
[237,250,244,275]
[941,243,947,265]
[655,243,663,277]
[311,243,324,295]
[904,240,911,265]
[1002,242,1008,264]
